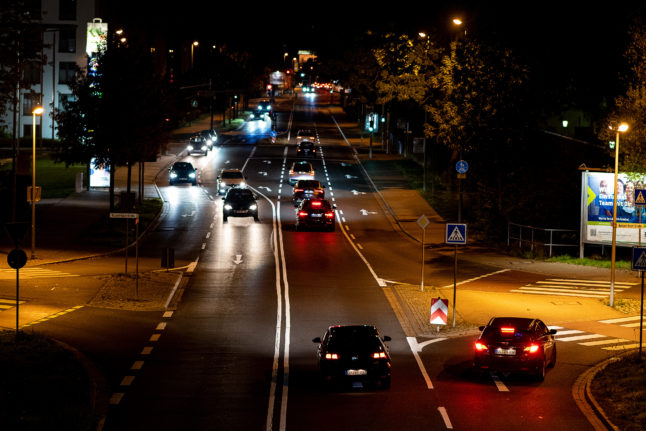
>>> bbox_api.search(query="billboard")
[86,18,108,56]
[582,171,646,245]
[89,158,110,188]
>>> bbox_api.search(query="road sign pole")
[453,245,457,327]
[136,219,139,300]
[640,271,644,360]
[125,218,128,274]
[421,227,425,292]
[16,266,19,339]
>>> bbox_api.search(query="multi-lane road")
[8,92,642,430]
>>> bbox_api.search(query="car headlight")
[187,145,194,151]
[201,145,207,151]
[189,172,196,178]
[206,139,212,144]
[224,204,232,210]
[249,204,257,211]
[240,182,246,188]
[220,181,226,187]
[170,172,178,178]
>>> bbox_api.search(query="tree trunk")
[109,161,115,211]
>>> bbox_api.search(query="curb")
[572,355,623,431]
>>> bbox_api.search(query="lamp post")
[610,122,629,307]
[31,106,44,259]
[191,41,199,68]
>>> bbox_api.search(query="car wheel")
[535,358,546,382]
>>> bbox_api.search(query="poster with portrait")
[582,171,646,245]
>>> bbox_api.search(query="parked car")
[293,179,324,204]
[295,198,336,231]
[312,325,392,389]
[288,161,315,185]
[473,317,557,381]
[187,134,208,155]
[222,187,259,222]
[217,169,246,195]
[168,162,197,186]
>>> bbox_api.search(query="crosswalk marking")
[511,278,636,298]
[0,298,26,310]
[599,316,642,324]
[579,338,632,346]
[602,343,642,351]
[549,323,641,350]
[0,268,79,280]
[556,334,607,342]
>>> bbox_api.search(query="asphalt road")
[0,92,635,430]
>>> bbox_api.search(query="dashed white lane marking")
[491,373,510,392]
[163,311,173,318]
[141,347,153,355]
[131,361,144,370]
[438,407,453,429]
[206,232,211,239]
[150,334,161,342]
[109,393,124,405]
[121,376,135,386]
[156,322,167,330]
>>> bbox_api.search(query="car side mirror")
[312,337,321,344]
[478,326,485,331]
[549,329,557,335]
[382,336,391,342]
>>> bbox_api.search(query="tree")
[55,39,175,210]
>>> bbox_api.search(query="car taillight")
[524,344,540,354]
[475,342,488,352]
[500,327,515,334]
[325,212,334,218]
[294,188,303,192]
[325,353,339,360]
[298,211,309,218]
[311,201,322,207]
[372,352,387,359]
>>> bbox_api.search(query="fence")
[507,223,578,257]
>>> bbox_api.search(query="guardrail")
[507,223,578,257]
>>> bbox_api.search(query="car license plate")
[311,213,322,218]
[494,347,516,356]
[235,210,247,214]
[345,369,368,376]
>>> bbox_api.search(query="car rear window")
[221,171,243,179]
[328,328,381,351]
[297,180,319,188]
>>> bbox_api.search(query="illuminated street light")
[31,105,44,259]
[609,122,629,307]
[452,18,463,25]
[191,41,199,68]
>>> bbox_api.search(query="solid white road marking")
[491,373,510,392]
[406,337,434,389]
[440,268,510,289]
[437,407,453,429]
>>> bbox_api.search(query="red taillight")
[325,212,334,218]
[475,342,488,352]
[372,352,387,359]
[325,353,339,360]
[500,327,515,334]
[524,344,540,354]
[298,211,308,218]
[294,188,303,192]
[311,201,322,207]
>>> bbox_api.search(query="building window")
[59,0,76,20]
[58,93,75,110]
[23,61,40,85]
[59,28,76,53]
[59,62,76,84]
[22,94,39,116]
[24,124,42,137]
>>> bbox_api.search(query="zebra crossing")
[0,268,79,280]
[550,317,644,351]
[510,278,637,298]
[0,298,26,311]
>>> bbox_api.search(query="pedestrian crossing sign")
[446,223,467,245]
[635,189,646,206]
[632,247,646,271]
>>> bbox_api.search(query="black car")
[296,140,316,157]
[168,162,197,185]
[312,325,392,389]
[187,134,208,155]
[222,187,259,222]
[257,99,273,114]
[249,110,267,121]
[293,180,324,204]
[199,129,217,148]
[295,198,335,231]
[473,317,557,381]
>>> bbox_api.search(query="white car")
[217,169,246,195]
[288,161,315,185]
[296,129,316,145]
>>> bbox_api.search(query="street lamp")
[31,105,44,259]
[191,41,199,68]
[610,122,629,307]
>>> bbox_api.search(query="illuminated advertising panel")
[581,171,646,245]
[89,158,110,188]
[86,19,108,56]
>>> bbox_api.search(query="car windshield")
[327,326,382,351]
[172,163,193,171]
[221,171,243,179]
[296,180,320,188]
[226,189,253,199]
[483,318,534,342]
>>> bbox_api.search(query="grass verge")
[0,331,95,431]
[591,352,646,431]
[547,254,632,270]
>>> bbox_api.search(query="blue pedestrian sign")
[632,247,646,271]
[446,223,467,245]
[456,160,469,174]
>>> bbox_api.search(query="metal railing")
[507,223,578,257]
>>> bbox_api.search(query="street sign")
[430,298,448,325]
[632,247,646,271]
[456,160,469,174]
[109,212,139,219]
[7,249,27,269]
[446,223,467,245]
[417,214,429,230]
[26,186,42,202]
[636,189,646,206]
